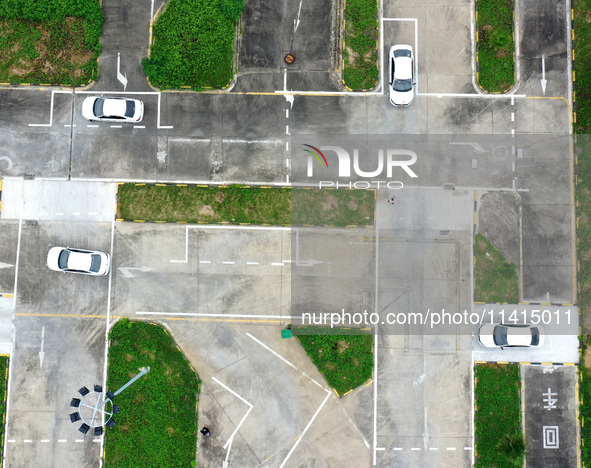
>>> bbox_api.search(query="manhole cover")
[284,54,295,64]
[0,156,12,171]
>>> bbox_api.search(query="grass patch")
[473,233,519,303]
[296,328,373,396]
[0,0,102,85]
[0,355,7,453]
[475,363,525,468]
[343,0,378,90]
[104,319,200,468]
[117,184,375,226]
[574,0,591,132]
[143,0,242,89]
[476,0,515,92]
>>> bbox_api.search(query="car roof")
[102,98,127,117]
[505,326,533,346]
[394,56,413,80]
[67,251,93,271]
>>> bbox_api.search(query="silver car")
[82,96,144,123]
[47,247,110,276]
[388,45,415,107]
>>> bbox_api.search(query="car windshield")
[394,49,411,59]
[530,328,540,346]
[93,98,105,118]
[493,326,508,346]
[394,78,412,92]
[58,250,70,270]
[89,254,102,273]
[124,101,135,118]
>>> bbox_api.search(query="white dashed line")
[93,439,102,442]
[286,109,289,118]
[72,212,81,216]
[429,447,438,451]
[411,447,420,451]
[511,129,515,136]
[446,447,456,451]
[271,262,284,266]
[286,175,289,184]
[55,212,64,216]
[393,447,402,451]
[64,124,76,128]
[75,439,85,443]
[87,125,99,128]
[88,212,98,216]
[199,260,211,264]
[246,262,259,265]
[134,126,146,129]
[58,439,67,443]
[24,439,32,443]
[222,261,235,265]
[40,439,50,443]
[286,158,290,167]
[7,440,14,443]
[110,125,122,129]
[286,125,289,135]
[286,141,289,151]
[464,447,472,450]
[511,112,515,122]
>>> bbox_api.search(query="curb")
[475,360,577,366]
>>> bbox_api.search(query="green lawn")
[0,355,8,454]
[117,184,375,226]
[574,0,591,132]
[143,0,241,89]
[343,0,378,90]
[0,0,102,85]
[473,233,519,303]
[104,320,200,468]
[475,363,524,467]
[476,0,515,92]
[296,329,373,396]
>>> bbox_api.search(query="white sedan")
[478,323,545,348]
[82,96,144,123]
[388,45,415,107]
[47,247,110,276]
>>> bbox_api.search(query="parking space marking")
[139,311,291,320]
[382,18,418,93]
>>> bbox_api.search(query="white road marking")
[75,439,84,443]
[117,266,155,278]
[286,175,290,184]
[279,392,331,468]
[6,440,14,443]
[511,112,515,122]
[411,447,420,451]
[446,447,456,451]
[134,126,145,129]
[271,262,284,266]
[24,440,32,443]
[110,125,122,129]
[429,447,438,451]
[93,439,102,442]
[375,447,385,451]
[246,333,328,390]
[157,92,174,129]
[170,225,189,263]
[393,447,402,451]
[87,125,99,128]
[28,90,55,126]
[72,212,81,216]
[55,212,64,216]
[40,439,50,443]
[222,261,235,265]
[0,262,14,269]
[88,212,98,216]
[286,158,290,167]
[139,311,291,320]
[64,124,76,128]
[286,109,289,118]
[464,447,472,450]
[286,141,289,152]
[58,439,67,443]
[199,260,211,264]
[117,52,128,91]
[38,326,45,368]
[286,125,289,135]
[246,262,259,265]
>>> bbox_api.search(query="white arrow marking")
[285,94,294,109]
[0,262,14,269]
[293,0,303,33]
[117,52,128,91]
[541,55,547,95]
[118,267,155,278]
[39,326,45,368]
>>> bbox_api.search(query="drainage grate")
[439,230,450,237]
[443,183,455,190]
[24,173,35,180]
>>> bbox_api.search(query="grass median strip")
[117,184,375,226]
[104,319,200,468]
[0,0,102,85]
[473,233,519,303]
[343,0,378,90]
[476,0,515,92]
[475,363,525,468]
[294,327,373,396]
[143,0,242,90]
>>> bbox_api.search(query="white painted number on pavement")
[542,387,558,411]
[543,426,559,449]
